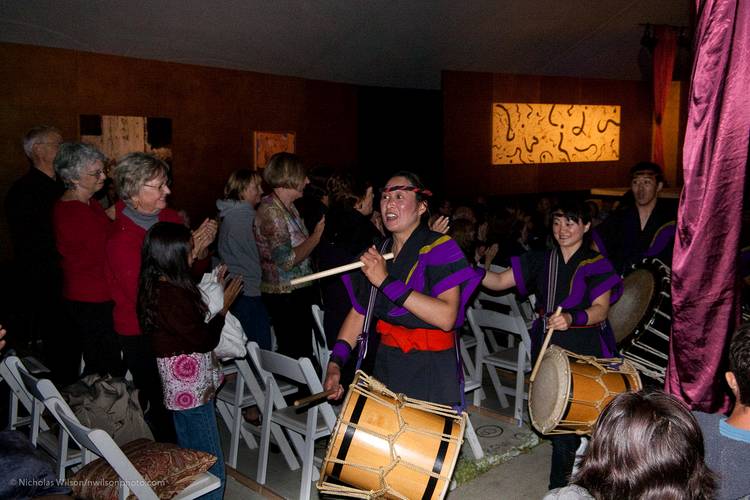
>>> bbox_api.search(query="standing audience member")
[545,390,716,500]
[106,152,216,442]
[482,198,622,489]
[53,143,124,381]
[592,162,677,274]
[4,126,66,381]
[318,173,381,348]
[694,323,750,500]
[138,222,243,500]
[216,169,271,350]
[254,153,324,362]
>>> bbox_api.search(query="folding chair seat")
[216,354,299,469]
[251,343,336,500]
[467,305,533,426]
[47,396,221,500]
[15,366,83,480]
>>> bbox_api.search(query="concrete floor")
[220,378,555,500]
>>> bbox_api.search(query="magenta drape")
[651,25,677,169]
[666,0,750,412]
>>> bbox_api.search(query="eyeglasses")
[37,141,62,147]
[84,169,107,178]
[144,181,170,191]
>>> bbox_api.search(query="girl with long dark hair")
[138,222,242,499]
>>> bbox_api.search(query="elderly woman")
[106,152,216,442]
[254,153,324,362]
[53,142,124,384]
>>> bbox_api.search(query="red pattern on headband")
[381,185,433,197]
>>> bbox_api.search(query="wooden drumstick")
[530,306,563,383]
[290,252,395,285]
[293,389,337,407]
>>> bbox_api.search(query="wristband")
[379,275,413,307]
[329,340,353,368]
[568,309,589,326]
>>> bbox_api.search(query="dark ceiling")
[0,0,691,89]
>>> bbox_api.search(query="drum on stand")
[529,345,642,435]
[317,371,466,500]
[608,258,672,382]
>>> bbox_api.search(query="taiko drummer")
[323,171,483,406]
[481,198,623,490]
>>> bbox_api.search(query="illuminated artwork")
[80,115,172,163]
[254,131,296,168]
[491,103,620,164]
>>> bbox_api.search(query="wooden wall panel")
[0,43,358,261]
[443,70,652,198]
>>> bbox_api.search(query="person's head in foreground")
[572,390,716,500]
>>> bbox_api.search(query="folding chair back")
[311,304,329,375]
[0,355,47,431]
[16,367,83,479]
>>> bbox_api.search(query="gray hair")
[113,152,170,202]
[54,143,108,189]
[23,125,61,159]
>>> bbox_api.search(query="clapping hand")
[192,218,218,260]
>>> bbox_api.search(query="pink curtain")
[666,0,750,412]
[651,25,677,169]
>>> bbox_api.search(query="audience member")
[318,172,381,348]
[545,390,716,500]
[254,153,323,363]
[138,222,243,500]
[53,143,124,383]
[4,125,66,379]
[592,162,676,274]
[694,323,750,499]
[216,169,271,350]
[106,152,216,442]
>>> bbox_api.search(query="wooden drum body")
[318,371,466,500]
[529,346,642,435]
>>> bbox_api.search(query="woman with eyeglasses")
[106,152,217,442]
[52,143,124,384]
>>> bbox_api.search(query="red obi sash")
[376,320,455,353]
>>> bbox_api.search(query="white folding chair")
[1,354,51,431]
[467,305,533,426]
[47,396,220,500]
[16,367,83,480]
[252,343,336,500]
[311,304,329,377]
[216,355,299,470]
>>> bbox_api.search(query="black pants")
[549,434,581,489]
[64,300,126,379]
[118,334,176,443]
[263,287,317,363]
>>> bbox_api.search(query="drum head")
[609,269,656,343]
[529,346,571,434]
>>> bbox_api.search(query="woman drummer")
[323,171,482,406]
[482,197,623,489]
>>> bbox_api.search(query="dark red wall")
[0,43,358,260]
[442,70,652,198]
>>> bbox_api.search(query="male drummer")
[592,162,677,275]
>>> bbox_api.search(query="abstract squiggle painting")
[491,103,620,164]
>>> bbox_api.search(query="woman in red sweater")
[53,143,124,384]
[106,152,216,441]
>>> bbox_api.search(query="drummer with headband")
[482,198,623,490]
[591,162,677,275]
[323,171,483,406]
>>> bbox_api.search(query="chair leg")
[257,388,274,485]
[216,400,241,468]
[56,428,68,481]
[514,369,526,426]
[486,365,511,408]
[464,417,484,460]
[460,343,476,379]
[299,408,317,500]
